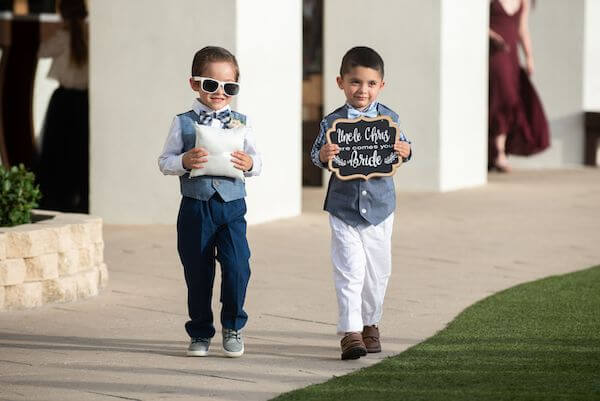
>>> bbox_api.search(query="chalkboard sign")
[326,116,402,180]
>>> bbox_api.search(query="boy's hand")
[319,143,340,163]
[394,140,411,159]
[183,147,208,170]
[231,150,253,172]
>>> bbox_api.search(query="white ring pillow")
[189,123,246,180]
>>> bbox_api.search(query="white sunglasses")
[192,76,240,96]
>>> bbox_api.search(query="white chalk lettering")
[364,127,390,144]
[336,128,362,145]
[352,145,375,151]
[348,150,383,168]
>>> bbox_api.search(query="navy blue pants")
[177,195,251,339]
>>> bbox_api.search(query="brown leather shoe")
[340,332,367,360]
[362,325,381,353]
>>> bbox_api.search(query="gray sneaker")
[187,337,210,357]
[222,328,244,357]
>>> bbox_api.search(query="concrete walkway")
[1,169,599,401]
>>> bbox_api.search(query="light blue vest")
[178,110,247,202]
[323,103,398,227]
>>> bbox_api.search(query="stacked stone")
[0,212,108,310]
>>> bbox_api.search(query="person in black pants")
[37,0,89,213]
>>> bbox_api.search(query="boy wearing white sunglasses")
[158,46,261,358]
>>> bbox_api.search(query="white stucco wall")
[324,0,488,191]
[324,0,442,191]
[584,0,600,111]
[89,0,301,224]
[236,0,302,224]
[439,0,489,191]
[510,0,586,167]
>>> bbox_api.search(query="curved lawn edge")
[271,265,600,401]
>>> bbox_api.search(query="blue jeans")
[177,194,251,339]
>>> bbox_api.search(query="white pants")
[329,213,394,335]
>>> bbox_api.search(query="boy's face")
[189,61,237,111]
[336,66,384,110]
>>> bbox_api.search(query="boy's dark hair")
[339,46,384,78]
[191,46,240,81]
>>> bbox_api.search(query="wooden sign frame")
[325,115,403,181]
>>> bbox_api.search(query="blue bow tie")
[347,106,378,119]
[198,109,232,126]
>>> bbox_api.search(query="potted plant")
[0,164,41,227]
[0,164,107,310]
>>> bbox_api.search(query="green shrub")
[0,164,42,227]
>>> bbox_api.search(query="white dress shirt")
[158,100,262,178]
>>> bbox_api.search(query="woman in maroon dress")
[489,0,549,172]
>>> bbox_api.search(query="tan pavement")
[1,168,599,401]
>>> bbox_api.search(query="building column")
[584,0,600,112]
[323,0,489,191]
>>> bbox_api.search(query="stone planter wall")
[0,211,108,310]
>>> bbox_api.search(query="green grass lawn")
[272,265,600,401]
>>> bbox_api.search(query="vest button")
[362,190,367,196]
[214,180,220,186]
[361,208,367,214]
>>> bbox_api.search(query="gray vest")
[323,104,398,227]
[178,110,247,202]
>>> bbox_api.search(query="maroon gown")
[489,0,549,168]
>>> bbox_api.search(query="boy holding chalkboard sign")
[158,46,261,358]
[310,46,411,360]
